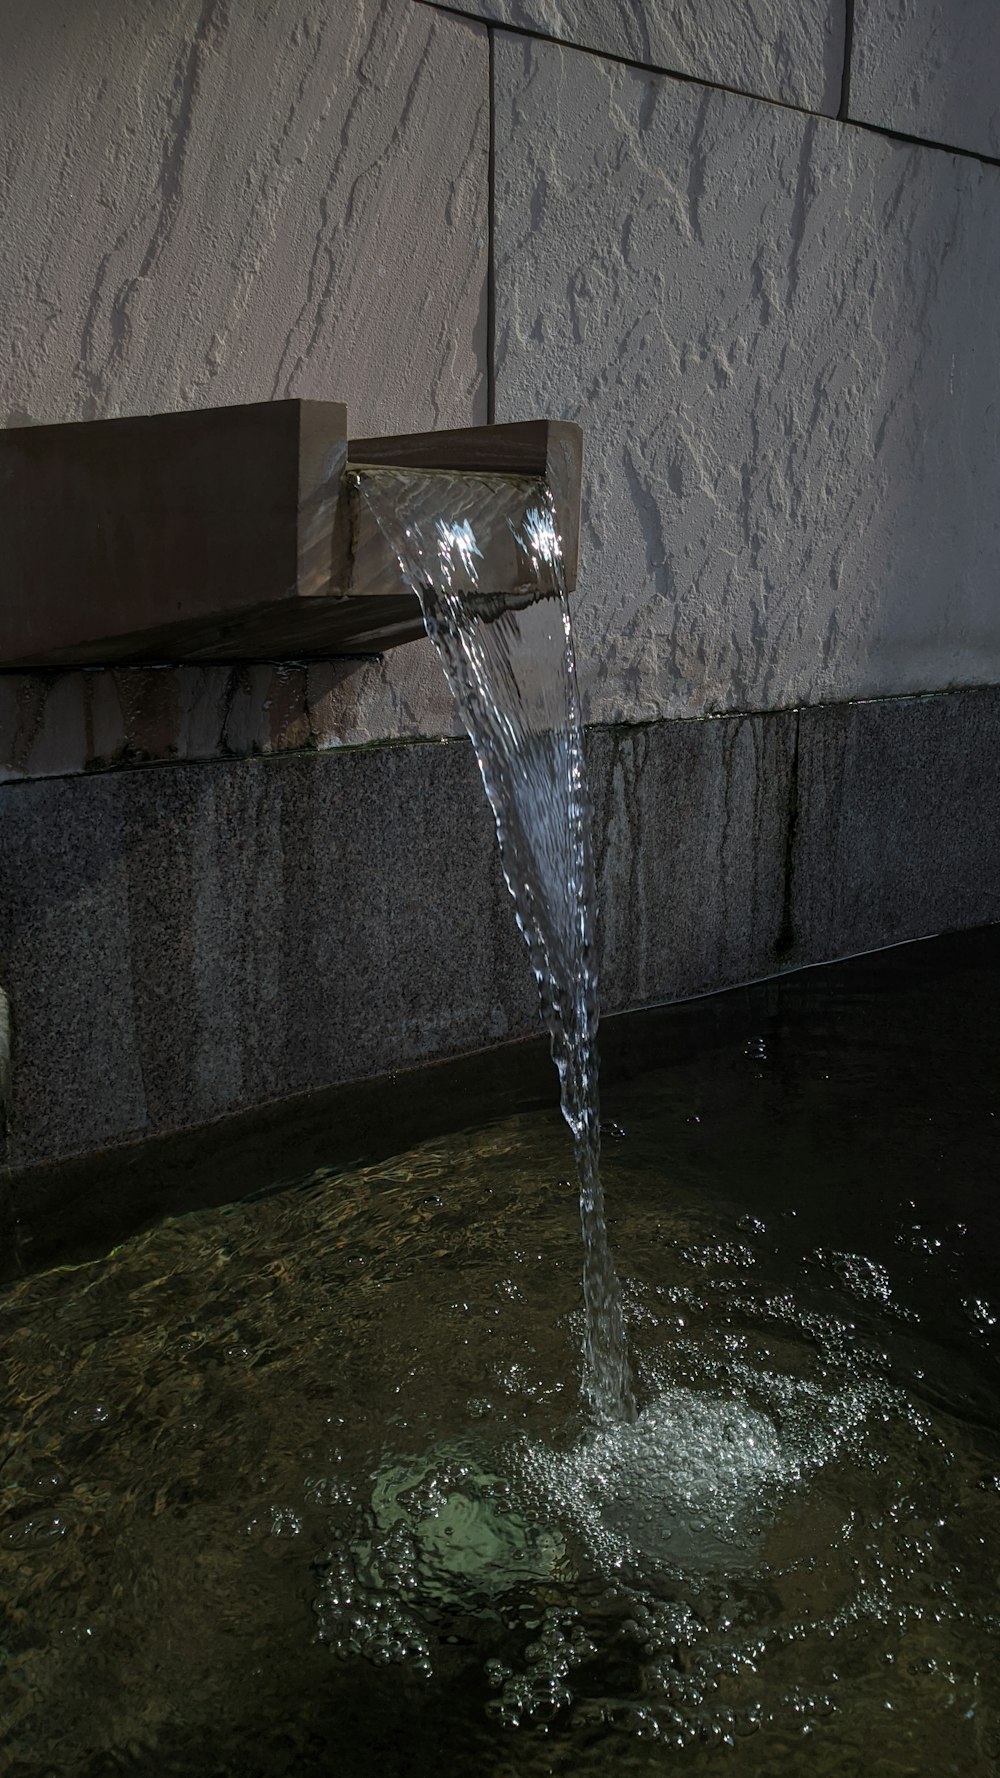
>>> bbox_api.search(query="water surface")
[2,931,999,1776]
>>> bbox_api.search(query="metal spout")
[0,402,582,666]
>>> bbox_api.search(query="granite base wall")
[1,683,998,1183]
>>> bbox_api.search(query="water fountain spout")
[0,403,581,667]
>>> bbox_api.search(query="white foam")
[522,1387,789,1579]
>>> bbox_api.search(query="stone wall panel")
[590,713,795,1011]
[494,35,1000,723]
[427,0,846,114]
[0,742,535,1168]
[6,687,995,1171]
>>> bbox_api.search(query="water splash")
[353,467,634,1424]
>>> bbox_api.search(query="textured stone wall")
[1,0,488,435]
[2,687,999,1169]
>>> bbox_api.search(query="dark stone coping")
[3,924,998,1281]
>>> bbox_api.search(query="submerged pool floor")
[2,931,1000,1776]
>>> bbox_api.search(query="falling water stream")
[354,466,634,1426]
[2,477,1000,1773]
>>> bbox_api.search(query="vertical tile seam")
[486,23,497,425]
[838,0,856,121]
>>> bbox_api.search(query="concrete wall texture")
[1,0,999,1171]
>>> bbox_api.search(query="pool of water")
[2,930,1000,1776]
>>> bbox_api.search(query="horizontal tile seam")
[1,683,997,790]
[610,928,948,1020]
[418,0,1000,169]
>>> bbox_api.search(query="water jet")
[1,406,998,1776]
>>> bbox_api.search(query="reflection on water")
[2,932,1000,1776]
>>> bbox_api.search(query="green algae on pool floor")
[2,929,1000,1776]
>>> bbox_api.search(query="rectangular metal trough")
[0,402,583,665]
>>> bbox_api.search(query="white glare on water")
[356,467,635,1425]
